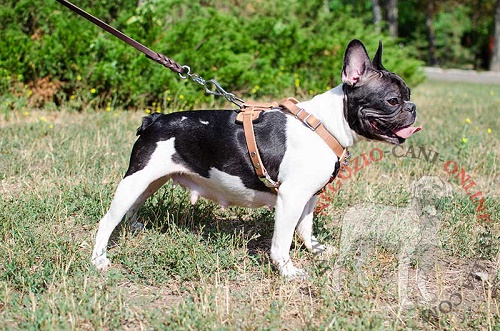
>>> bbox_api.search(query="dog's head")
[410,176,453,212]
[411,175,453,196]
[342,39,421,144]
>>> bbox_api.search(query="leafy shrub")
[0,0,425,111]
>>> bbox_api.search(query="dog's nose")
[405,101,416,114]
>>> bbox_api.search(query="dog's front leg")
[397,250,413,308]
[296,196,335,256]
[295,196,319,252]
[270,186,311,279]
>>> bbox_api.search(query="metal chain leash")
[179,65,245,108]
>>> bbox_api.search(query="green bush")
[0,0,425,111]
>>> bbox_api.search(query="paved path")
[425,67,500,84]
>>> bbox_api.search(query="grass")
[0,80,499,330]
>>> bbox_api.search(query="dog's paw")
[399,297,416,310]
[282,265,308,281]
[310,236,338,256]
[130,221,144,235]
[91,255,111,270]
[313,244,338,257]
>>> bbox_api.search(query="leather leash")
[55,0,245,107]
[55,0,184,74]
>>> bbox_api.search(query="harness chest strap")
[237,102,281,194]
[237,99,348,194]
[279,98,349,193]
[278,97,346,160]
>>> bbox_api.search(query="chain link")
[179,65,245,108]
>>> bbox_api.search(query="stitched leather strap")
[239,103,280,193]
[237,98,348,195]
[279,97,347,162]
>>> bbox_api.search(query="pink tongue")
[394,126,422,138]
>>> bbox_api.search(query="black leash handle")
[55,0,184,74]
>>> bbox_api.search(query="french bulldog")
[91,39,420,279]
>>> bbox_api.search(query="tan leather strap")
[237,98,348,195]
[238,102,280,193]
[279,97,347,162]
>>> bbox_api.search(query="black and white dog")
[91,39,420,279]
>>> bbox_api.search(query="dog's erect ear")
[341,39,374,86]
[372,40,386,71]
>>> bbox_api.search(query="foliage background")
[0,0,425,111]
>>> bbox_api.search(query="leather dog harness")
[236,98,349,194]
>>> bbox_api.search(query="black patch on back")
[124,110,288,192]
[136,112,162,136]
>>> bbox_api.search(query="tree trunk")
[491,0,500,71]
[426,2,438,66]
[372,0,382,31]
[324,0,330,13]
[386,0,398,37]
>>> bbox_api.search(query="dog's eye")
[387,98,399,106]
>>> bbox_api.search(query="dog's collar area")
[236,99,349,194]
[279,97,347,160]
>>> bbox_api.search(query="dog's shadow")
[108,183,276,263]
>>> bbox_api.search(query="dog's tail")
[136,113,162,136]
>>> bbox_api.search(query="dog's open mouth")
[393,126,422,139]
[384,125,422,143]
[387,125,422,143]
[371,120,422,143]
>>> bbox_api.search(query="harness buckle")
[259,171,280,190]
[294,108,304,119]
[304,114,322,131]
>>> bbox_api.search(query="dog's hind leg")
[91,174,149,269]
[125,177,169,233]
[92,137,185,270]
[91,172,168,270]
